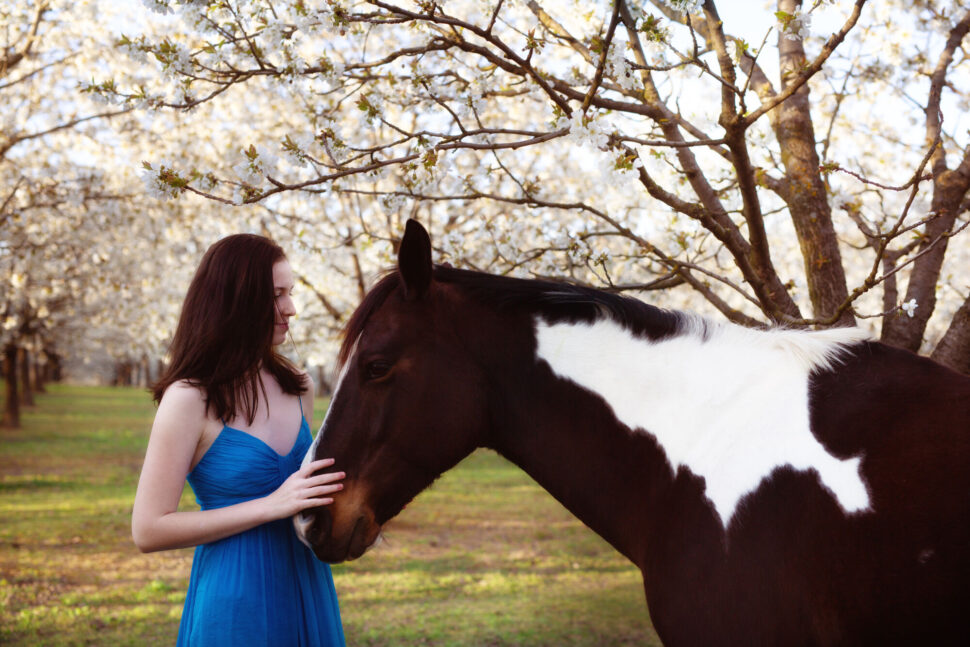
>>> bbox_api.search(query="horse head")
[295,220,490,562]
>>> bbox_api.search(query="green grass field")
[0,385,659,646]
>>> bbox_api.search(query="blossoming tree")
[8,0,966,408]
[1,1,137,425]
[0,1,230,425]
[101,0,970,372]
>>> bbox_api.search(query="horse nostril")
[308,509,333,545]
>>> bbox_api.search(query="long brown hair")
[152,234,306,424]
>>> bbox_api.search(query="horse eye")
[364,360,392,381]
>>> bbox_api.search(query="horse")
[295,219,970,646]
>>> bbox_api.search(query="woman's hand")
[264,458,345,519]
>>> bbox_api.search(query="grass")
[0,385,659,646]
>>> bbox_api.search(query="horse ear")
[398,219,432,300]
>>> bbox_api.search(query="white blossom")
[381,193,407,213]
[828,190,855,211]
[780,9,812,41]
[141,0,171,15]
[139,163,179,199]
[441,231,465,259]
[557,110,611,150]
[665,0,701,13]
[606,42,638,92]
[902,299,918,318]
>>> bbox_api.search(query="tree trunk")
[881,13,970,351]
[49,353,62,382]
[18,347,33,407]
[114,361,133,387]
[33,350,46,393]
[930,295,970,375]
[881,170,970,351]
[3,345,20,428]
[775,0,852,326]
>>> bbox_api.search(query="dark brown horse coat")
[296,220,970,646]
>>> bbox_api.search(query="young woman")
[132,234,345,646]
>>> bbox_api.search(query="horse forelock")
[337,271,400,370]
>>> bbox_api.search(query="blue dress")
[177,415,345,647]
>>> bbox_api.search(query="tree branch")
[741,0,866,128]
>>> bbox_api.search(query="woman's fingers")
[307,471,345,487]
[285,460,345,512]
[306,484,342,498]
[302,458,335,475]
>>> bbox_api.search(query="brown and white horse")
[296,219,970,646]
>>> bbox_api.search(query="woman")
[132,234,346,646]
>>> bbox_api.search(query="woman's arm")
[131,382,343,553]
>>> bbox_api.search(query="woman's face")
[272,259,297,346]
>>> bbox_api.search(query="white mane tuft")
[680,315,871,372]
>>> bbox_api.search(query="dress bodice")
[187,420,312,509]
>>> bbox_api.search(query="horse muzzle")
[294,500,382,563]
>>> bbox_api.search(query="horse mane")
[433,265,696,339]
[337,266,697,368]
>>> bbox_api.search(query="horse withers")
[295,219,970,646]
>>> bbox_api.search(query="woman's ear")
[398,219,432,300]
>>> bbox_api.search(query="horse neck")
[478,315,690,568]
[492,389,670,567]
[480,312,871,569]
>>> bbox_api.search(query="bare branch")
[742,0,866,128]
[524,0,592,63]
[0,177,25,221]
[581,0,622,114]
[295,273,343,320]
[0,2,50,79]
[925,9,970,176]
[0,108,133,160]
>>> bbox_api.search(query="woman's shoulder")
[158,380,208,416]
[163,378,206,398]
[151,379,214,446]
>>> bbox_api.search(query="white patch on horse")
[534,317,872,529]
[294,336,360,548]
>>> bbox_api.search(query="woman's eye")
[364,360,391,380]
